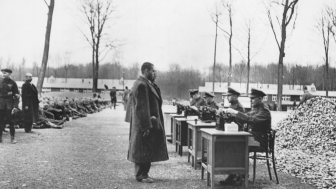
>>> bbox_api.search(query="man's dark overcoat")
[0,77,19,110]
[127,76,169,163]
[22,81,39,122]
[235,102,271,148]
[125,91,133,123]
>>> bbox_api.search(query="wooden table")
[169,114,185,145]
[174,117,198,156]
[200,128,251,188]
[187,121,216,169]
[163,112,177,140]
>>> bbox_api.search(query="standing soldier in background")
[110,86,117,109]
[203,92,219,109]
[122,86,130,111]
[189,89,206,108]
[299,86,314,106]
[22,73,39,133]
[0,68,20,143]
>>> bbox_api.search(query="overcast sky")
[0,0,335,72]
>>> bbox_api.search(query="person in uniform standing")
[22,73,39,133]
[0,68,20,143]
[189,89,206,108]
[299,85,314,106]
[220,88,271,185]
[203,92,219,109]
[122,86,130,111]
[127,62,168,183]
[110,86,117,109]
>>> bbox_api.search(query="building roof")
[16,77,136,90]
[199,82,336,97]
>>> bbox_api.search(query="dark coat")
[190,96,206,107]
[229,100,245,131]
[22,81,39,122]
[207,100,219,109]
[125,91,133,123]
[127,76,169,163]
[0,77,20,110]
[229,100,245,113]
[235,102,271,148]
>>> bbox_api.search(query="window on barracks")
[263,96,268,101]
[272,95,277,101]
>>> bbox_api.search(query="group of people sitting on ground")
[9,96,111,130]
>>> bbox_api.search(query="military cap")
[227,87,240,96]
[1,68,12,73]
[203,92,215,98]
[189,89,199,96]
[249,88,266,98]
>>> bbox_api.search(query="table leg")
[201,136,204,180]
[210,138,215,188]
[193,128,197,170]
[187,127,190,163]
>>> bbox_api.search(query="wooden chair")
[249,129,279,184]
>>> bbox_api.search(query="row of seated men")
[11,97,111,129]
[185,87,271,185]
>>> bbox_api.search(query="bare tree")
[233,60,246,87]
[210,2,221,92]
[235,19,264,95]
[267,0,299,111]
[317,8,332,97]
[62,51,72,82]
[37,0,55,95]
[19,57,26,81]
[217,0,234,87]
[80,0,117,92]
[328,7,336,43]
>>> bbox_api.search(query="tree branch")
[285,0,299,26]
[44,0,49,7]
[267,9,281,51]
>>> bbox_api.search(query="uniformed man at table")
[226,87,245,113]
[220,88,271,185]
[189,89,206,108]
[203,92,219,109]
[226,87,245,130]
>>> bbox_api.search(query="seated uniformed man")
[226,87,245,130]
[220,88,271,185]
[203,92,219,109]
[226,87,245,113]
[189,89,206,108]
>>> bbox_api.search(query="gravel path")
[0,105,316,189]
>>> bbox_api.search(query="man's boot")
[11,136,17,144]
[0,135,2,143]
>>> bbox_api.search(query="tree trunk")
[246,27,251,95]
[228,15,233,87]
[37,0,55,95]
[277,4,288,111]
[213,14,218,93]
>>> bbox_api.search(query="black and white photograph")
[0,0,336,188]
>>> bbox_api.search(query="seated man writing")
[220,88,271,185]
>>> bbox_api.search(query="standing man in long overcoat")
[127,62,169,183]
[22,73,39,133]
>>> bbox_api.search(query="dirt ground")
[0,104,316,189]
